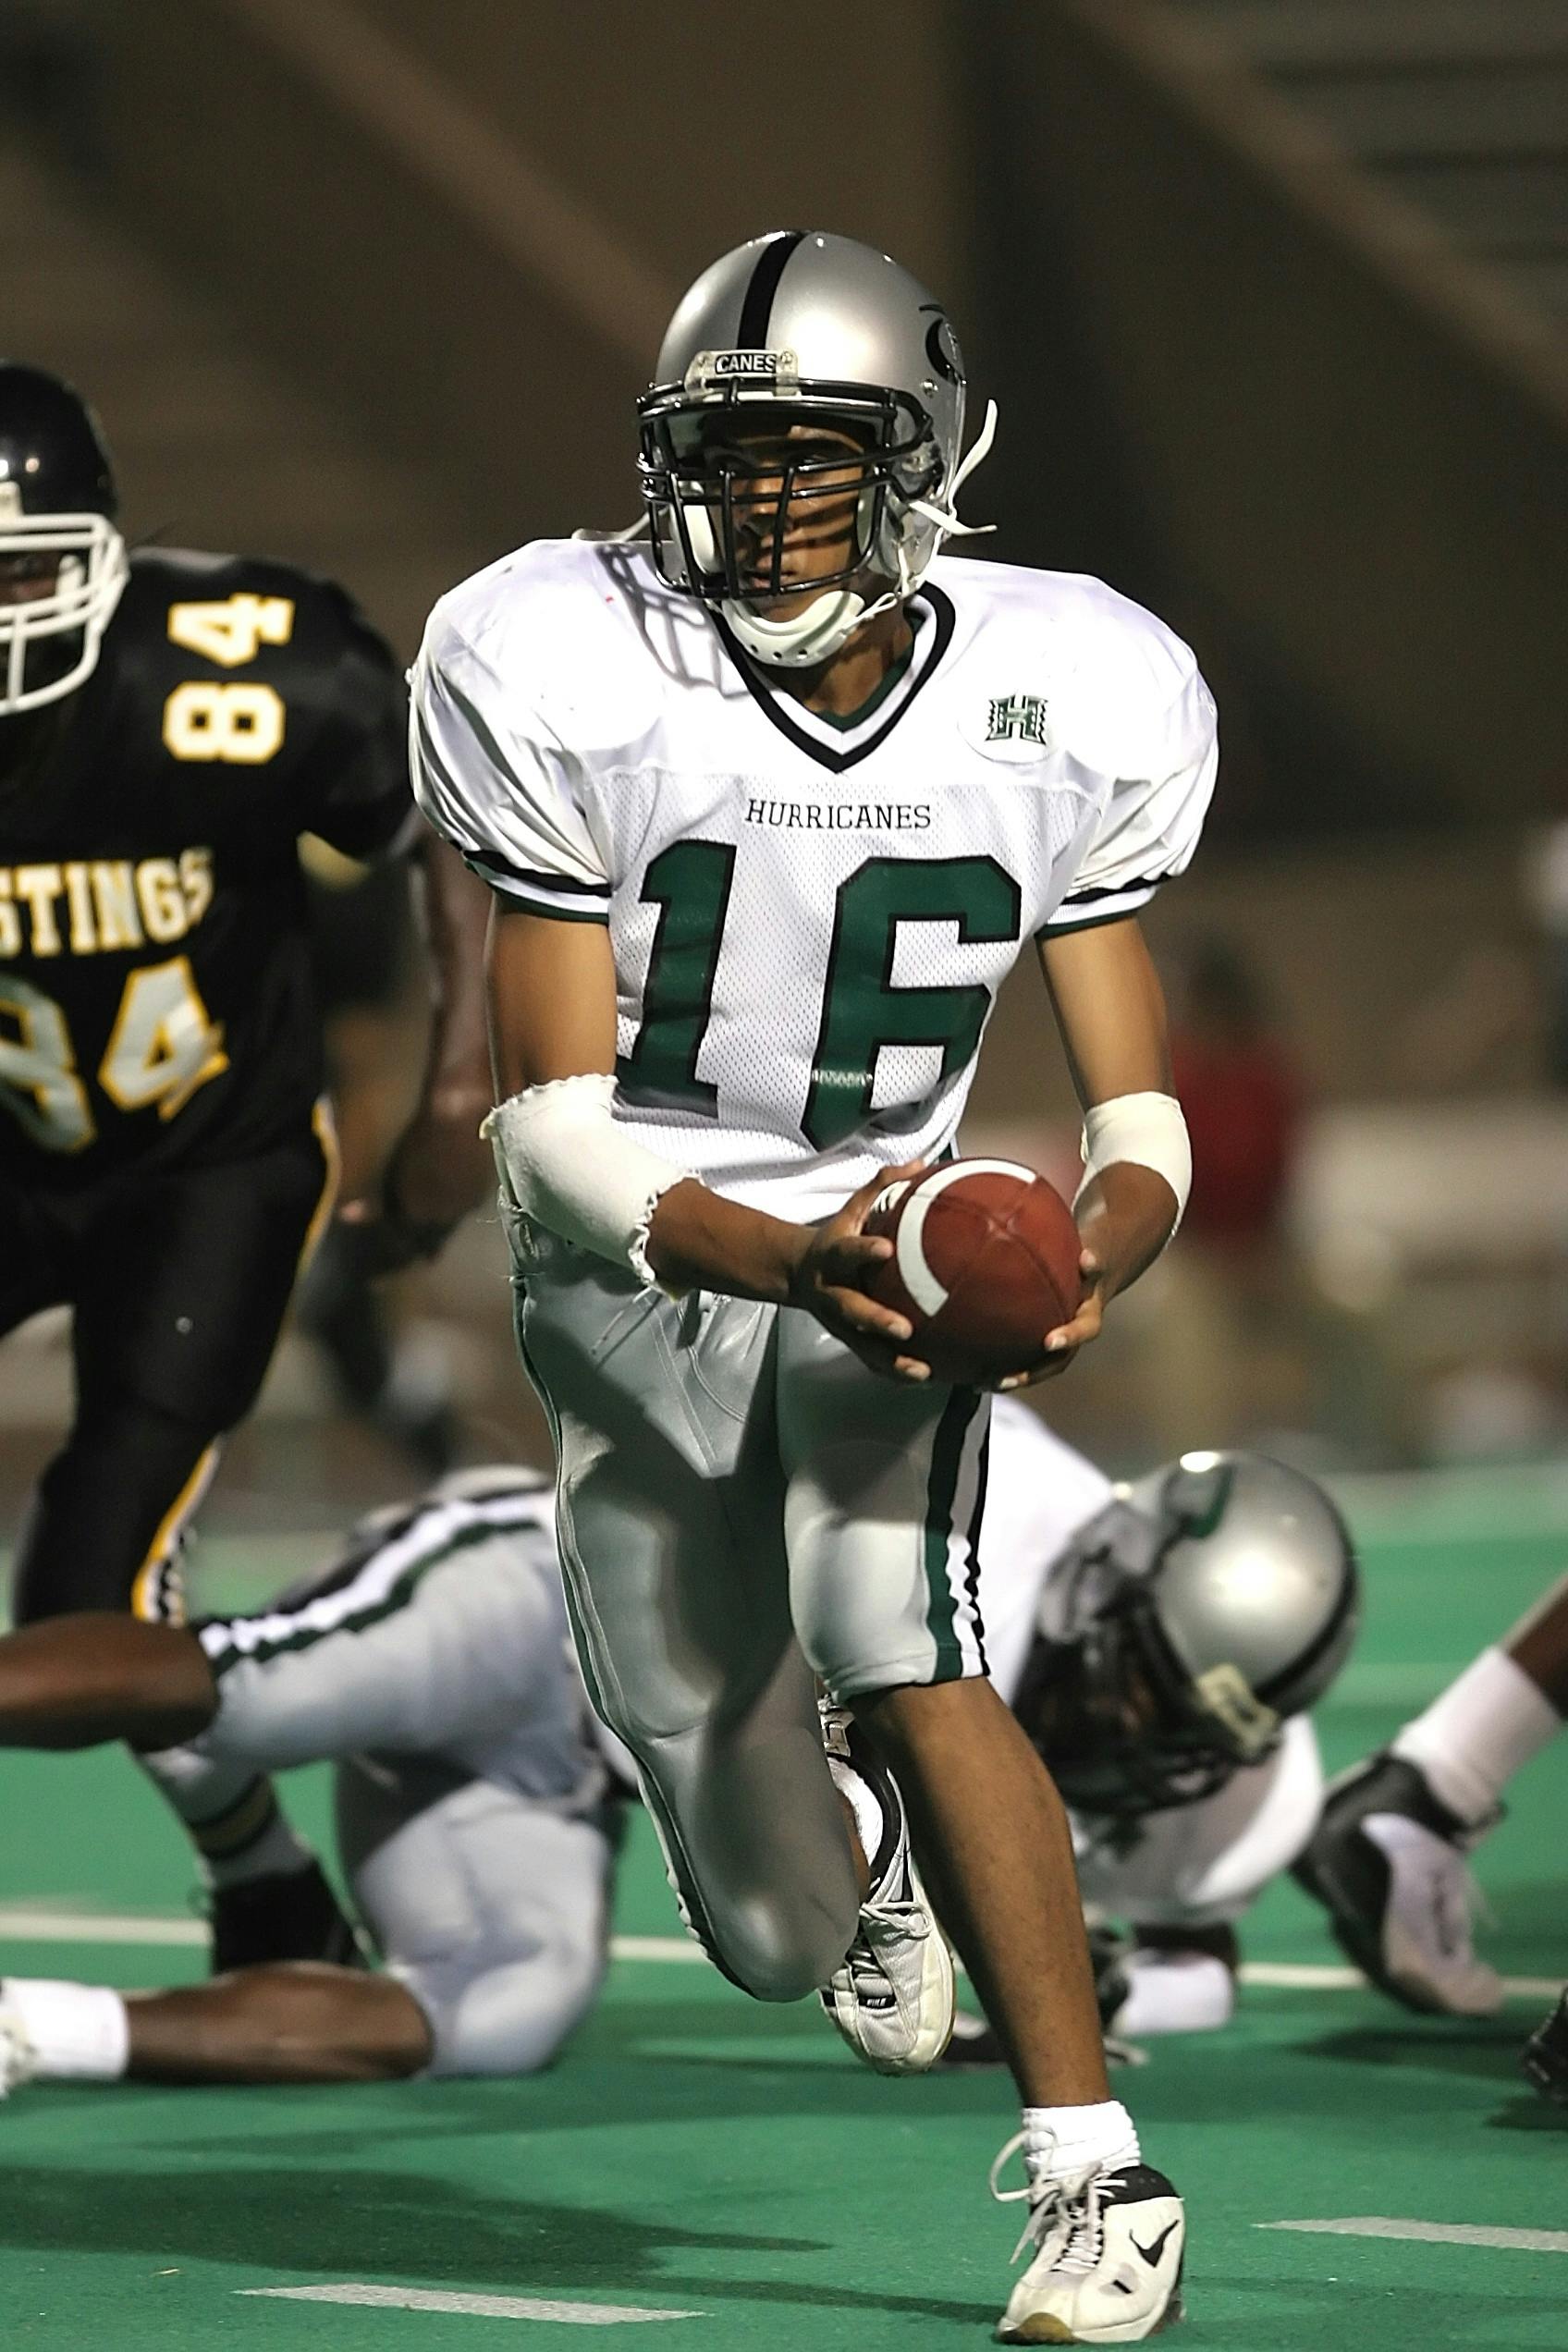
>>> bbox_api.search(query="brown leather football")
[864,1158,1084,1387]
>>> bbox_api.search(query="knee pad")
[709,1883,860,2004]
[398,1942,605,2078]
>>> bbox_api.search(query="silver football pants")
[514,1231,989,2003]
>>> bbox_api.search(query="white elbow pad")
[1075,1091,1191,1239]
[484,1072,694,1286]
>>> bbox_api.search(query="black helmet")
[0,362,126,714]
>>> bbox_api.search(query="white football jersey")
[412,538,1216,1216]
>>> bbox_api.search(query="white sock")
[1023,2098,1140,2184]
[1113,1950,1235,2037]
[827,1756,888,1889]
[2,1979,129,2080]
[1393,1647,1562,1826]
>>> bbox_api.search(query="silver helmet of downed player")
[0,363,128,717]
[636,229,997,668]
[1013,1452,1360,1822]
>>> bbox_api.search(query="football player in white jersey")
[412,229,1216,2342]
[952,1401,1358,2052]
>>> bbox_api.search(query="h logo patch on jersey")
[986,693,1050,747]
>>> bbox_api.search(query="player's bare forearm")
[124,1965,433,2084]
[1504,1572,1568,1713]
[339,839,495,1262]
[386,837,495,1218]
[646,1169,930,1377]
[410,835,495,1109]
[0,1616,216,1752]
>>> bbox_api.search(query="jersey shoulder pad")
[1045,573,1207,779]
[944,556,1207,777]
[427,537,666,761]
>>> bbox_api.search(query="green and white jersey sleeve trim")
[410,600,611,921]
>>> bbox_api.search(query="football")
[864,1158,1084,1387]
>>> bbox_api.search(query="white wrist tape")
[2,1978,129,2080]
[1075,1090,1191,1238]
[483,1072,694,1287]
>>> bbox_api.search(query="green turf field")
[2,1472,1564,2346]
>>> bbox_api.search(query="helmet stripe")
[736,229,806,348]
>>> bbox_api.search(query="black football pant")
[0,1124,334,1623]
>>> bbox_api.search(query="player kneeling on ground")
[0,1408,1348,2097]
[952,1402,1360,2055]
[0,1472,619,2088]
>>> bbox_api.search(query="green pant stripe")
[922,1388,979,1679]
[204,1520,499,1677]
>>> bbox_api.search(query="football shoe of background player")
[412,233,1216,2340]
[0,1405,1348,2094]
[1298,1564,1568,2101]
[0,363,492,1960]
[947,1402,1358,2053]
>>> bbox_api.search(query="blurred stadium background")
[2,7,1567,2347]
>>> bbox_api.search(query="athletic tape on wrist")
[1074,1091,1191,1240]
[484,1072,694,1286]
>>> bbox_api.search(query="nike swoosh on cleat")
[1132,2221,1178,2268]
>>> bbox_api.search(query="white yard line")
[240,2284,701,2323]
[0,1906,207,1947]
[0,1908,1557,2001]
[1260,2218,1568,2254]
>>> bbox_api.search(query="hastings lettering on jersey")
[744,800,932,832]
[0,850,214,957]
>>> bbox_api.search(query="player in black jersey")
[0,361,492,1639]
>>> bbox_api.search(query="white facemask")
[0,503,129,715]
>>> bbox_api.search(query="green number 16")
[618,842,1020,1149]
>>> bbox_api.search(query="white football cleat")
[993,2136,1185,2344]
[0,1987,39,2098]
[1296,1752,1502,2015]
[817,1707,954,2075]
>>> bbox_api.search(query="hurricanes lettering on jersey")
[744,800,932,832]
[0,851,214,958]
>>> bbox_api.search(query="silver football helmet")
[1015,1451,1360,1820]
[636,230,995,667]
